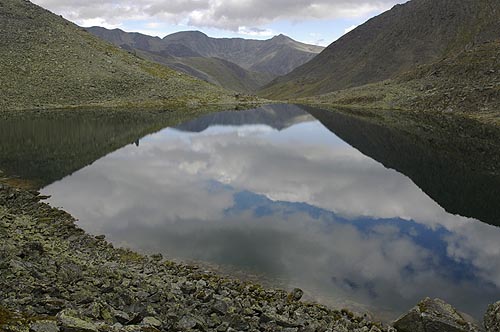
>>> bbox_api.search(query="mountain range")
[87,27,324,93]
[260,0,500,100]
[2,0,499,120]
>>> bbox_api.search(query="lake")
[2,104,499,321]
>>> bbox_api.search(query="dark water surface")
[3,105,499,320]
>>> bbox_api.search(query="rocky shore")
[0,184,498,332]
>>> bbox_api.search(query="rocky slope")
[0,0,241,111]
[393,298,480,332]
[87,27,323,92]
[260,0,500,99]
[301,40,500,125]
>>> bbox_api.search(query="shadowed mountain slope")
[260,0,500,99]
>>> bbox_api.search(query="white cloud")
[78,18,122,29]
[32,0,402,31]
[145,22,163,29]
[237,26,277,37]
[41,104,500,319]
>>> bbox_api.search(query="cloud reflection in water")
[42,106,500,320]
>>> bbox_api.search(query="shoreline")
[0,105,498,331]
[1,175,496,332]
[0,184,396,332]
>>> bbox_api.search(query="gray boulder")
[56,309,98,332]
[393,297,479,332]
[484,301,500,332]
[288,288,304,302]
[30,320,60,332]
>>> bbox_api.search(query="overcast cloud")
[32,0,401,31]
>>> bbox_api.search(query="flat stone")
[141,316,162,328]
[178,315,198,330]
[56,310,98,332]
[30,320,59,332]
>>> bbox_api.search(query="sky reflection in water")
[42,105,500,320]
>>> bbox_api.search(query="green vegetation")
[133,51,274,93]
[0,307,14,325]
[178,57,273,93]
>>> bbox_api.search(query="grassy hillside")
[180,57,273,92]
[260,0,500,99]
[0,0,240,111]
[302,41,500,125]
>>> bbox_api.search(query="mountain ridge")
[87,26,323,91]
[259,0,500,99]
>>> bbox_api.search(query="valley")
[0,0,499,331]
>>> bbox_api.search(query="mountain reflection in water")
[33,104,500,320]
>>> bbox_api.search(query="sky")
[31,0,407,46]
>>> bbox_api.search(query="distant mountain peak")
[164,30,208,40]
[271,34,292,42]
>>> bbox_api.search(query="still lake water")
[6,104,499,320]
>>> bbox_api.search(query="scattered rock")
[393,297,479,332]
[150,253,162,261]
